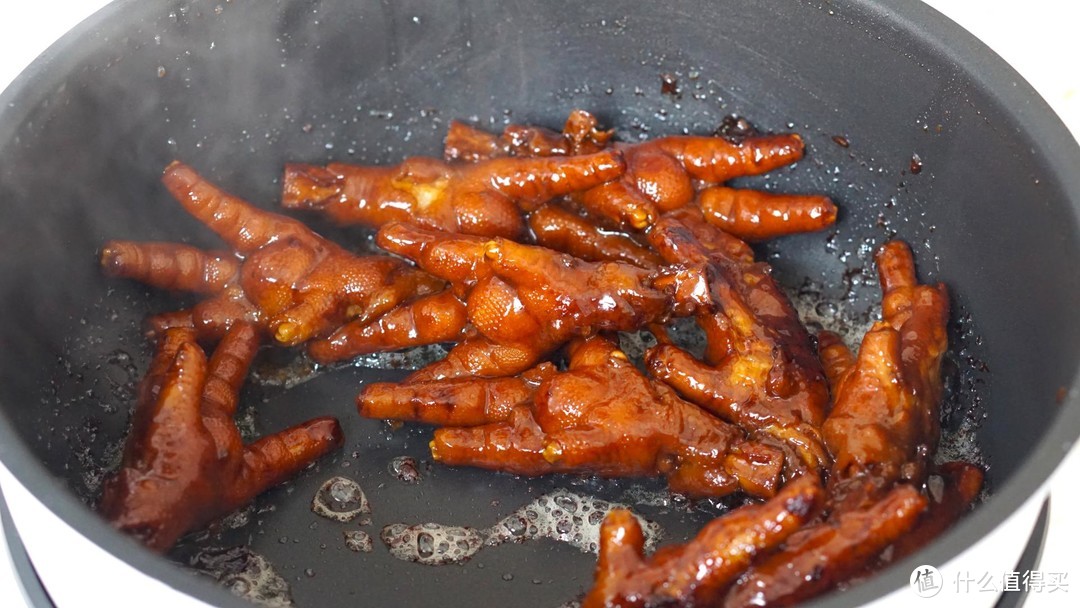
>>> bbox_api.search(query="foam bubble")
[389,456,423,483]
[344,529,374,553]
[190,546,293,607]
[487,489,663,554]
[381,489,664,566]
[790,285,876,352]
[381,522,486,565]
[618,485,689,510]
[311,476,370,523]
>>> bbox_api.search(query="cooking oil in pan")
[250,344,451,389]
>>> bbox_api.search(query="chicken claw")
[822,240,950,486]
[359,363,557,426]
[444,109,612,161]
[443,120,503,162]
[376,223,560,379]
[306,290,469,364]
[723,241,956,605]
[528,203,661,268]
[427,335,785,499]
[442,111,807,230]
[280,149,625,238]
[697,186,837,241]
[98,324,343,551]
[101,161,443,348]
[584,476,823,608]
[377,222,674,380]
[483,237,671,334]
[723,484,927,607]
[559,133,808,231]
[645,214,831,473]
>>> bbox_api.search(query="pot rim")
[0,1,1077,606]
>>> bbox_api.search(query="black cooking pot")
[1,0,1078,606]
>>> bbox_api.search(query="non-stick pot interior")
[1,0,1078,606]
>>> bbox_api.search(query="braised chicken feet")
[442,109,823,235]
[721,240,961,606]
[376,222,673,379]
[584,476,823,608]
[723,484,928,607]
[362,335,786,499]
[98,324,343,551]
[444,109,613,161]
[100,162,442,351]
[281,149,625,238]
[645,213,831,473]
[821,240,950,487]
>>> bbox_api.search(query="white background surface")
[0,0,1077,606]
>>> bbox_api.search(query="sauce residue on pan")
[910,152,924,174]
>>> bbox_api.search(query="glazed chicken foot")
[444,110,829,236]
[100,161,444,354]
[723,241,967,606]
[281,148,625,238]
[361,335,786,499]
[376,222,674,380]
[98,324,343,551]
[644,212,832,474]
[584,476,823,608]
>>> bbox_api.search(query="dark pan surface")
[1,0,1079,606]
